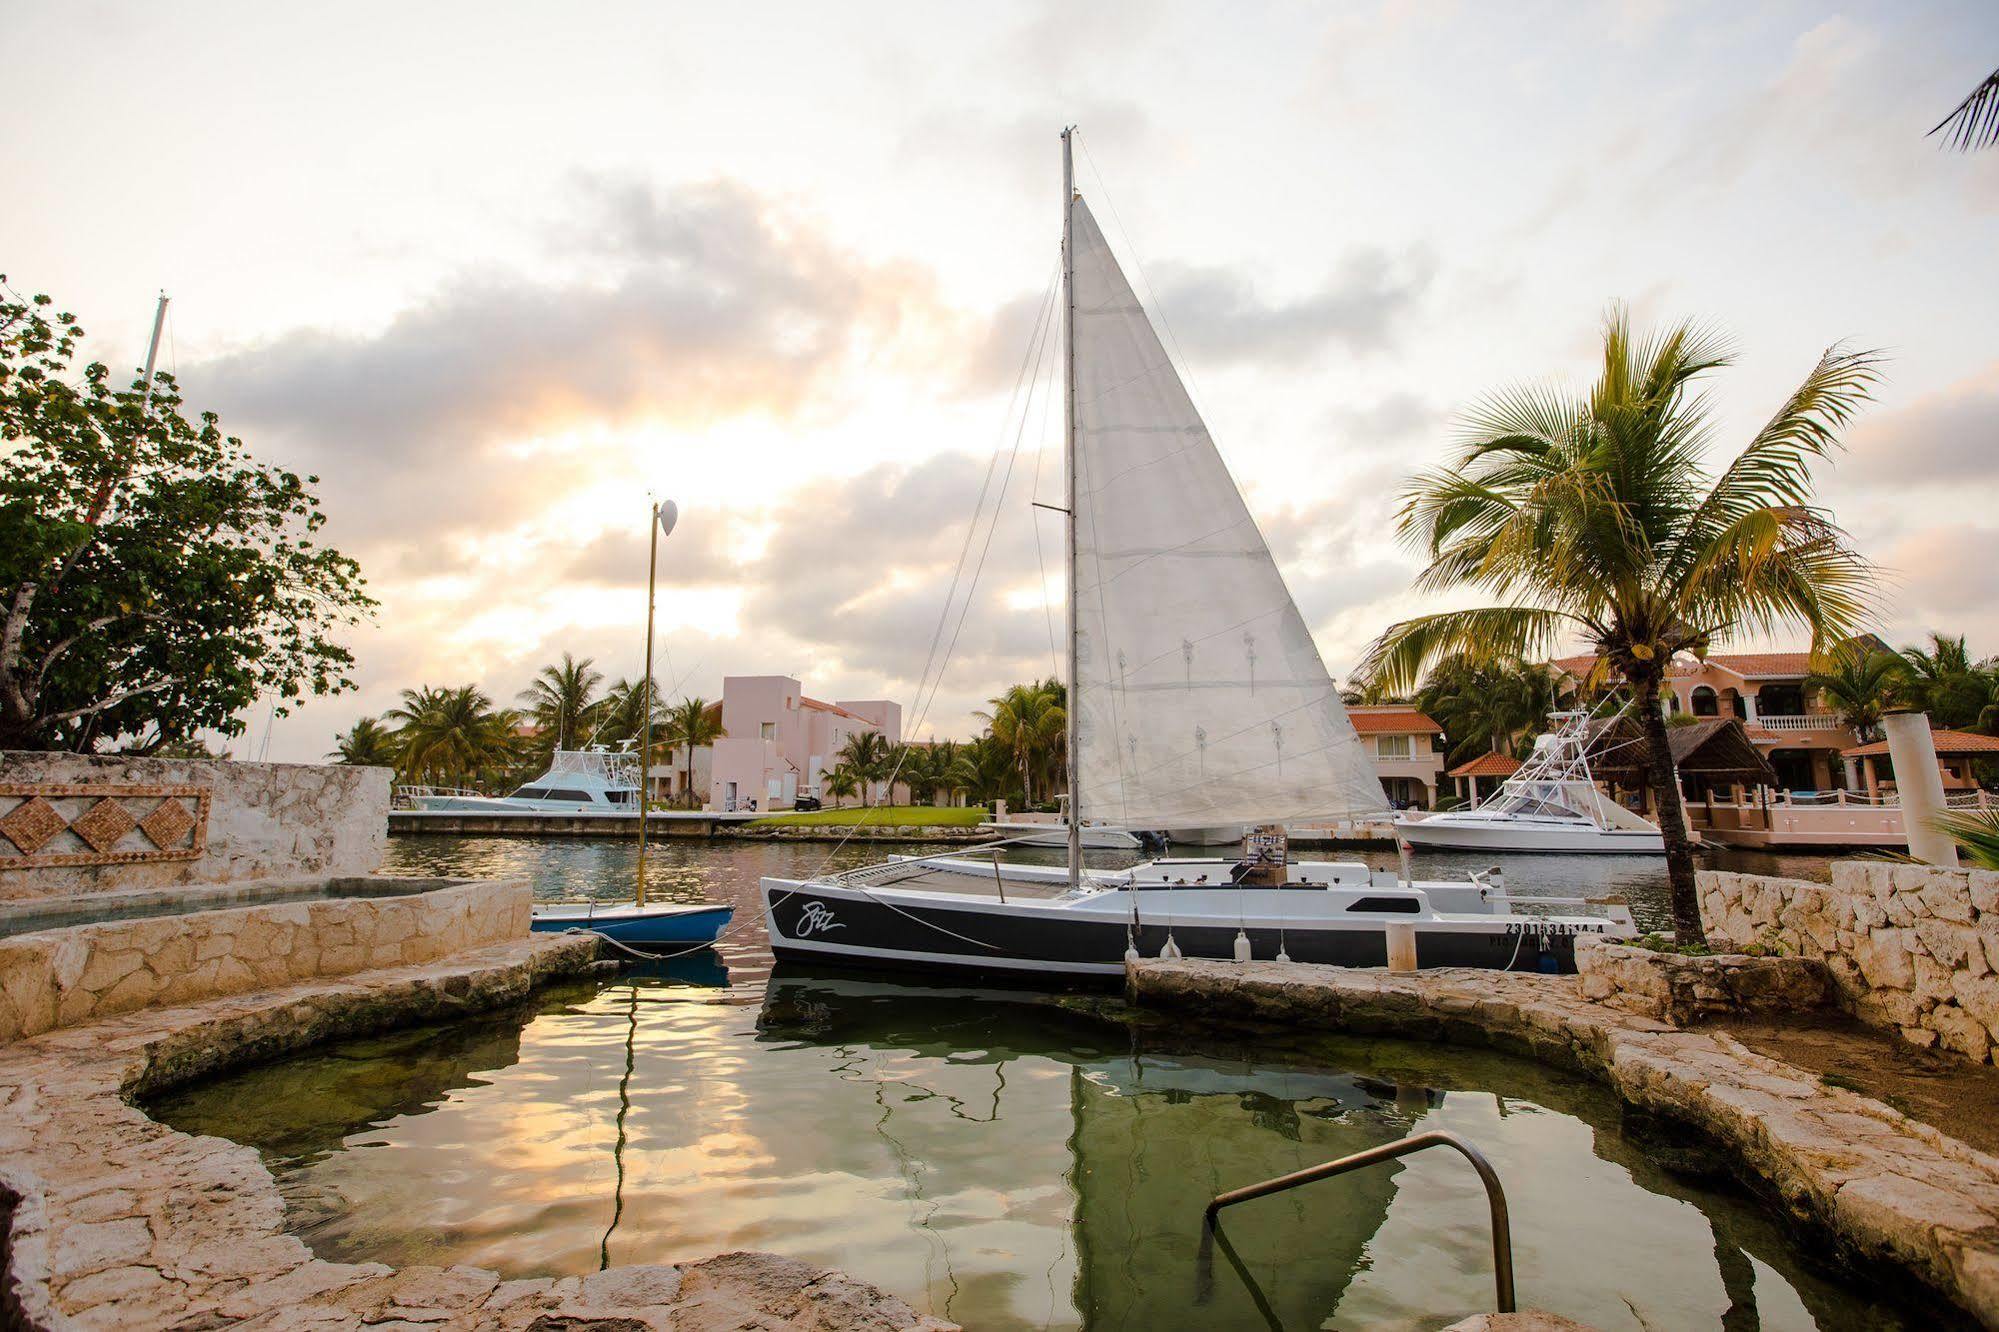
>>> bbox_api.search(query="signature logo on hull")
[795,901,846,937]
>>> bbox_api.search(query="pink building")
[708,676,902,812]
[1553,651,1858,792]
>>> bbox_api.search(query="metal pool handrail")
[1204,1129,1516,1314]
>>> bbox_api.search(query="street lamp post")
[634,499,678,907]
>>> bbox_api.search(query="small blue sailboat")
[531,901,733,947]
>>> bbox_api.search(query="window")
[1349,895,1422,914]
[511,787,550,800]
[760,721,777,741]
[1691,686,1718,717]
[1376,735,1412,760]
[542,788,591,802]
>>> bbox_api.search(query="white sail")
[1067,197,1386,828]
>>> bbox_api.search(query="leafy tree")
[0,285,373,751]
[1802,643,1903,743]
[1361,309,1881,946]
[328,716,400,766]
[386,685,517,789]
[516,653,602,752]
[660,696,725,808]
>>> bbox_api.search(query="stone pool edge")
[1127,957,1999,1330]
[0,935,955,1331]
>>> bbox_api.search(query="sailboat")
[1397,711,1666,854]
[759,131,1633,980]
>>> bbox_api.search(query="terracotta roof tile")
[1842,729,1999,757]
[1347,706,1443,735]
[801,696,867,721]
[1447,751,1521,778]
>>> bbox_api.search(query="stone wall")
[0,753,387,901]
[1699,862,1999,1063]
[1575,939,1833,1026]
[0,877,529,1043]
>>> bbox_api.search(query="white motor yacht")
[1397,712,1666,854]
[399,746,642,815]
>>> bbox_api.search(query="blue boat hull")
[531,904,733,946]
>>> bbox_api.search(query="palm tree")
[386,685,519,790]
[660,697,725,808]
[594,676,661,748]
[823,766,860,807]
[901,740,958,804]
[947,734,1017,807]
[1360,309,1881,945]
[1802,644,1901,743]
[1932,67,1999,151]
[978,681,1066,806]
[1415,654,1558,764]
[517,653,603,752]
[836,730,892,807]
[328,716,400,767]
[1891,633,1995,731]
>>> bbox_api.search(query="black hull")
[765,885,1582,983]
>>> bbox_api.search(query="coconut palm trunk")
[1633,675,1702,940]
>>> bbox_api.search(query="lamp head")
[657,499,679,537]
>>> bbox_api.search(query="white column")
[1883,711,1958,867]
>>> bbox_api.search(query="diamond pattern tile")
[139,797,197,850]
[0,797,67,854]
[69,798,138,853]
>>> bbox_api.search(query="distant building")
[708,676,902,812]
[1552,652,1860,793]
[1345,705,1447,809]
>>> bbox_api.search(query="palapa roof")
[1585,716,1780,786]
[1842,729,1999,758]
[1448,751,1522,779]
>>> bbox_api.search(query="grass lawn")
[748,805,988,828]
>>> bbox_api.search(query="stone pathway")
[0,936,954,1331]
[1129,958,1999,1330]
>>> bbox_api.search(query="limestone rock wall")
[1699,862,1999,1062]
[1575,940,1832,1025]
[0,753,388,900]
[0,878,530,1043]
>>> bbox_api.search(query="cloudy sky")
[8,1,1996,761]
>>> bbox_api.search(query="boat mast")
[1062,127,1082,890]
[634,500,661,909]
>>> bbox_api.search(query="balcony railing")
[1748,714,1845,732]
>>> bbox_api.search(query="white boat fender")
[1162,933,1183,960]
[1232,929,1252,962]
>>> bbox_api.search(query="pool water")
[151,964,1956,1330]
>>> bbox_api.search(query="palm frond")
[1357,607,1578,696]
[1931,66,1999,152]
[1934,809,1999,870]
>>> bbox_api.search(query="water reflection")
[150,967,1950,1330]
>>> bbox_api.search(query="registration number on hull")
[1503,921,1614,936]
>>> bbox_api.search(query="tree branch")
[43,676,180,726]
